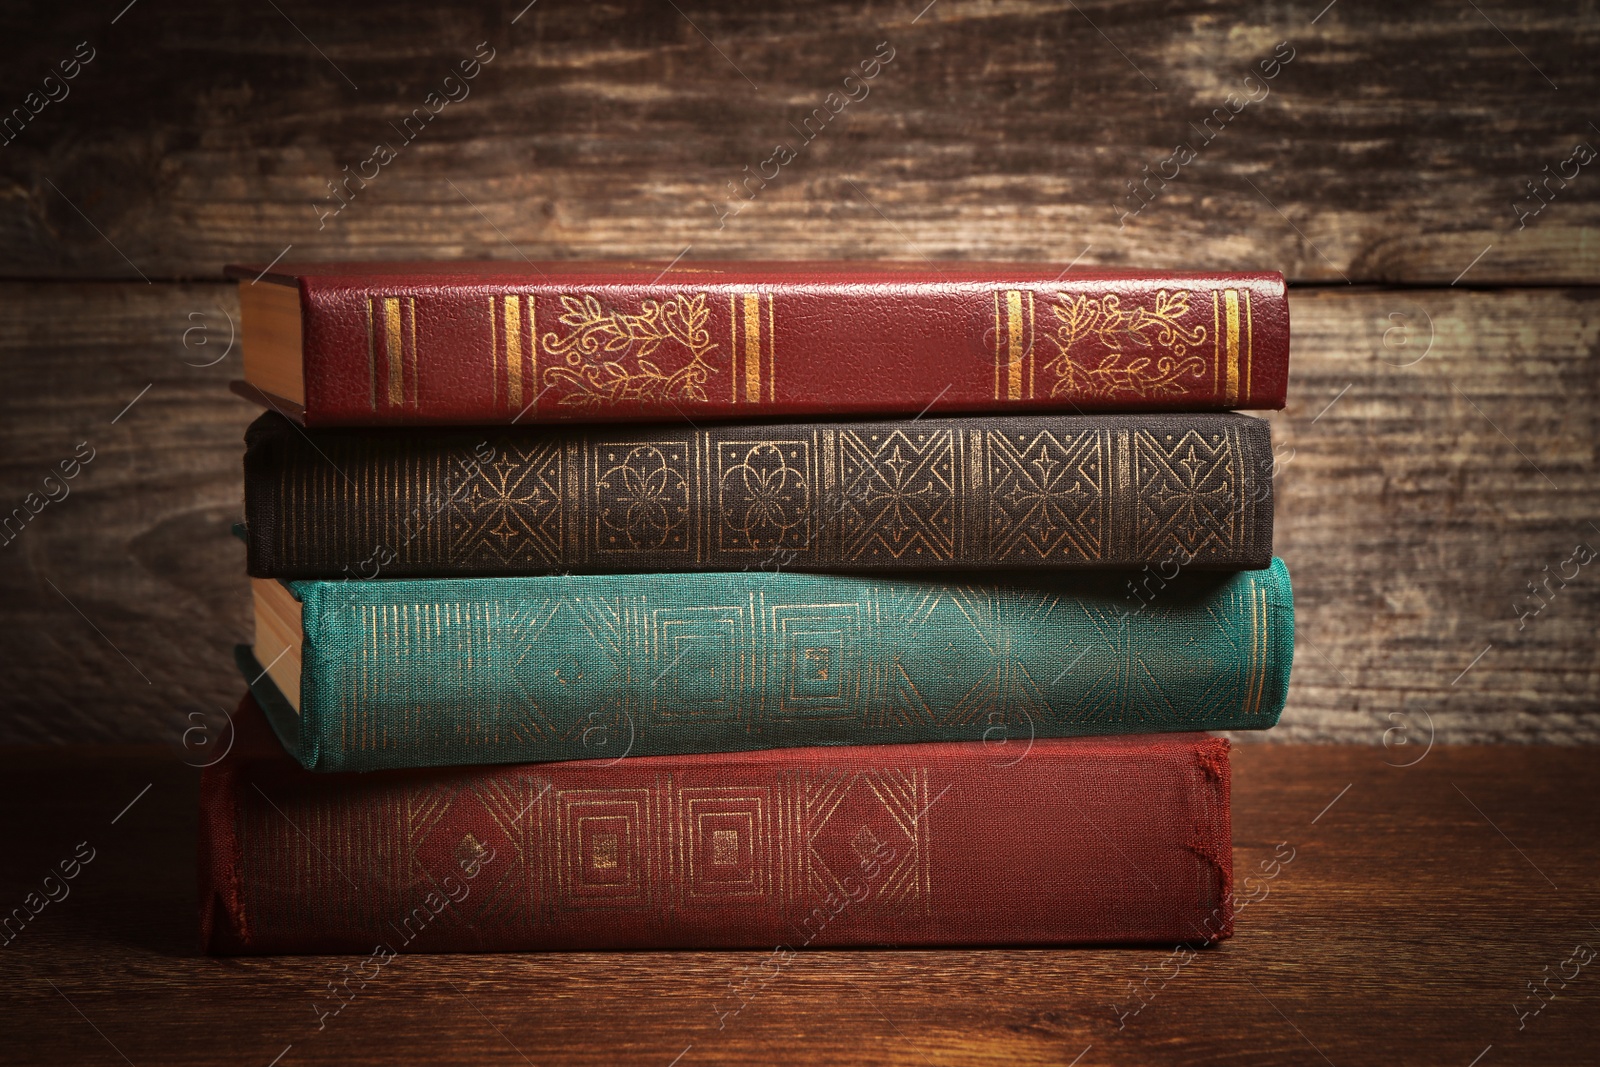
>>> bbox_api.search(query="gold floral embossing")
[540,293,720,410]
[718,441,810,552]
[1044,289,1208,400]
[596,444,690,552]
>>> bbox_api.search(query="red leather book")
[201,694,1233,953]
[225,261,1288,426]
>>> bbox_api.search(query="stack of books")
[200,262,1292,954]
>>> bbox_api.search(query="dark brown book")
[242,411,1276,578]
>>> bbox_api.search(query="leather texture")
[225,262,1289,426]
[243,410,1276,578]
[200,693,1233,952]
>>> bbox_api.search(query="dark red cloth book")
[201,694,1233,953]
[225,261,1288,426]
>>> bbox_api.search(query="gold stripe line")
[1006,289,1024,401]
[729,294,738,404]
[1259,585,1271,718]
[1254,585,1267,718]
[504,294,522,409]
[1243,586,1256,718]
[1252,585,1266,718]
[1026,291,1035,399]
[528,296,537,416]
[1256,585,1267,717]
[743,292,761,403]
[384,297,403,408]
[1242,586,1256,718]
[1118,429,1132,561]
[765,293,775,402]
[488,295,498,408]
[1223,288,1241,407]
[1212,290,1222,398]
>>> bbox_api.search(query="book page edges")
[250,577,303,713]
[239,278,304,407]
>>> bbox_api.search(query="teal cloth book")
[242,561,1293,772]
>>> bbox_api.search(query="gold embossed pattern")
[249,414,1270,574]
[540,293,723,411]
[1043,289,1210,400]
[236,767,932,928]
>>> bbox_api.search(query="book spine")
[266,562,1292,772]
[296,275,1288,425]
[243,412,1275,578]
[201,696,1233,953]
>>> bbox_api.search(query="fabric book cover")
[242,410,1276,578]
[200,693,1234,952]
[225,261,1289,426]
[242,562,1293,772]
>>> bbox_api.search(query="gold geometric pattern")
[233,757,947,948]
[1133,427,1243,562]
[869,584,1057,734]
[452,441,564,566]
[650,604,749,721]
[508,770,930,915]
[681,786,772,902]
[795,767,931,912]
[258,416,1266,573]
[985,429,1107,562]
[770,602,863,718]
[555,787,653,908]
[835,429,956,562]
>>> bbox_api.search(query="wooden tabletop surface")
[2,742,1595,1066]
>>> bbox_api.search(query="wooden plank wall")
[0,0,1594,743]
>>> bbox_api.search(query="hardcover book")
[242,410,1276,578]
[201,694,1235,952]
[225,261,1289,426]
[242,562,1293,772]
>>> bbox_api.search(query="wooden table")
[3,744,1595,1065]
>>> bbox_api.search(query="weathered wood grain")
[1261,286,1599,744]
[2,1,1598,283]
[0,744,1594,1066]
[0,281,1592,744]
[0,282,253,745]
